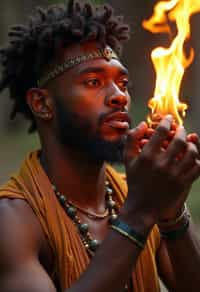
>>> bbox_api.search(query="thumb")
[123,121,147,163]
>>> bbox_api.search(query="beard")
[54,97,127,164]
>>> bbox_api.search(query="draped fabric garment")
[0,151,161,291]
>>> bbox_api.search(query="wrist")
[158,204,191,240]
[119,204,155,239]
[158,203,185,224]
[160,220,190,240]
[158,204,190,231]
[110,218,147,249]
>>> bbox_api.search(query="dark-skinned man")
[0,1,200,291]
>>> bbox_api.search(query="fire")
[142,0,200,125]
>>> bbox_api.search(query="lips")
[103,112,131,130]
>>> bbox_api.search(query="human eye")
[118,78,129,92]
[84,78,101,88]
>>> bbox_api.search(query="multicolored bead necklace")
[52,180,131,291]
[52,180,118,257]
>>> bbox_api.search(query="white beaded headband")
[37,46,119,88]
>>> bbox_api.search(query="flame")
[142,0,200,125]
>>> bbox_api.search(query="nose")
[105,83,129,109]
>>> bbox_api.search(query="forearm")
[1,219,151,292]
[161,222,200,291]
[67,212,152,292]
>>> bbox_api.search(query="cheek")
[74,101,92,114]
[62,86,106,129]
[70,99,100,132]
[71,93,104,119]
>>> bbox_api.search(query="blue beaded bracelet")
[110,219,147,249]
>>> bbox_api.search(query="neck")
[40,142,107,213]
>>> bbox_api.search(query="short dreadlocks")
[0,0,130,132]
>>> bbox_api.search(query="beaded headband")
[37,46,119,88]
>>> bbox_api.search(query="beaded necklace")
[52,180,131,291]
[52,180,118,256]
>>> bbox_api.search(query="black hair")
[0,0,130,132]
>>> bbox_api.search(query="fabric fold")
[0,151,160,291]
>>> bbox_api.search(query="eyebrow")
[77,66,129,76]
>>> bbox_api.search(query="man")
[0,0,200,291]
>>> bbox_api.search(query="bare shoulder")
[0,198,57,291]
[0,198,44,265]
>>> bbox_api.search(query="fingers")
[144,115,173,154]
[180,134,200,184]
[187,133,199,144]
[177,142,199,174]
[165,126,187,163]
[123,121,147,162]
[187,133,200,158]
[167,132,200,185]
[183,159,200,185]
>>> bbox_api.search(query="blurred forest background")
[0,0,200,223]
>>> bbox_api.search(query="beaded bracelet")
[158,204,188,228]
[110,219,147,249]
[160,220,190,240]
[158,204,191,240]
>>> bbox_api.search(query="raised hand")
[123,115,200,226]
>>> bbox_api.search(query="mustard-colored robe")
[0,151,161,291]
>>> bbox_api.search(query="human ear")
[26,88,53,120]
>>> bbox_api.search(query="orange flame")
[142,0,200,125]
